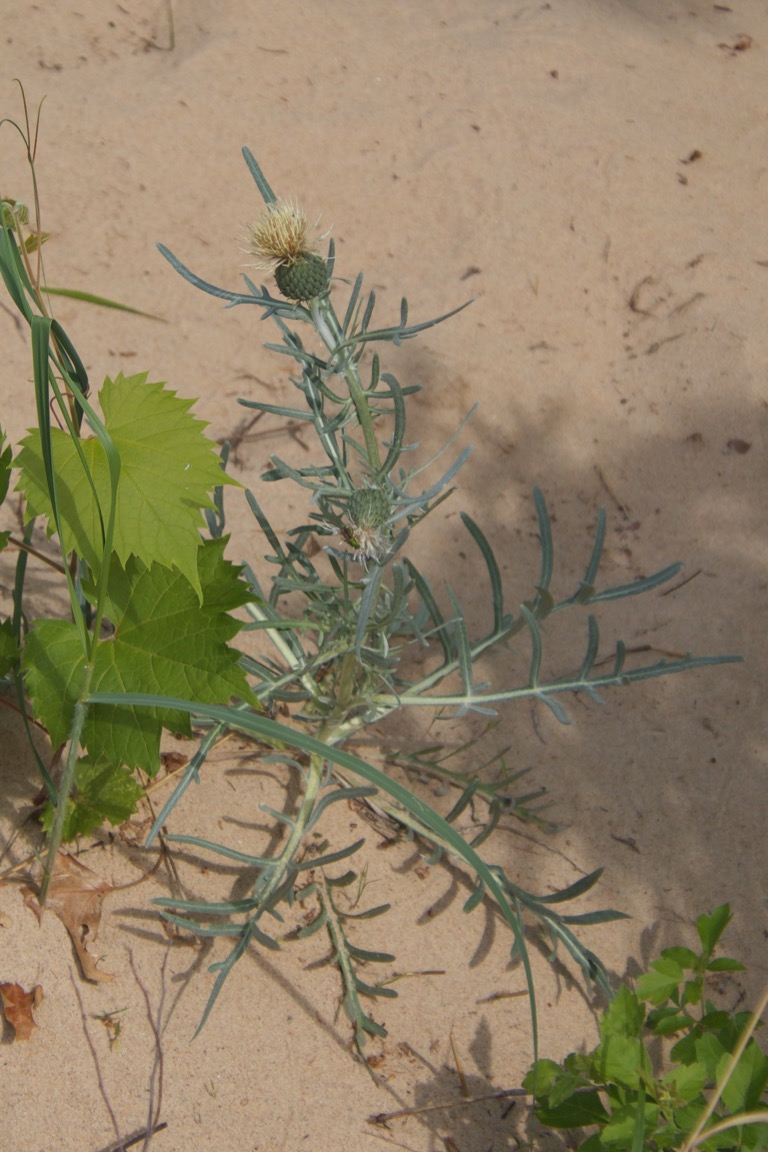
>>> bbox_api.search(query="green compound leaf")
[16,372,237,597]
[41,756,144,839]
[719,1041,768,1114]
[534,1089,609,1131]
[600,986,647,1042]
[23,537,256,774]
[635,955,685,1006]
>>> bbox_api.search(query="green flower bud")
[274,252,329,301]
[349,485,391,531]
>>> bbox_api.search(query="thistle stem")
[310,296,382,475]
[40,694,90,901]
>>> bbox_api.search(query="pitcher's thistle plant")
[0,115,739,1061]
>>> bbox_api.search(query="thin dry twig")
[369,1087,527,1125]
[71,944,170,1152]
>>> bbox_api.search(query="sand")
[0,2,766,1150]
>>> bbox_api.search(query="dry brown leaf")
[26,852,116,983]
[0,982,43,1040]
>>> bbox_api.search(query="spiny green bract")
[274,252,328,301]
[348,485,391,531]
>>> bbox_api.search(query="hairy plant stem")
[40,694,89,901]
[310,296,381,476]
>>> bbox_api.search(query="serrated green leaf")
[600,986,646,1041]
[41,756,144,839]
[636,959,684,1006]
[16,372,238,597]
[662,946,700,970]
[23,538,255,772]
[695,1033,728,1080]
[595,1035,651,1090]
[708,957,746,973]
[523,1058,564,1100]
[535,1089,609,1130]
[600,1100,659,1146]
[720,1041,768,1114]
[662,1060,708,1103]
[23,620,89,745]
[651,1012,693,1037]
[697,904,732,955]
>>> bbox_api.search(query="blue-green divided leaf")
[354,978,398,1000]
[16,372,238,598]
[344,993,387,1038]
[241,147,278,205]
[85,693,542,1057]
[23,538,255,774]
[534,868,606,905]
[40,756,143,839]
[346,943,396,965]
[460,512,506,634]
[298,910,328,939]
[559,909,630,927]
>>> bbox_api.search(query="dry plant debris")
[24,850,115,982]
[0,981,43,1039]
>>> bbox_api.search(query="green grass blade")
[42,286,165,321]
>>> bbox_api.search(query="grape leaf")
[0,425,11,505]
[0,617,16,676]
[23,537,256,774]
[0,426,11,562]
[15,372,237,598]
[41,757,144,839]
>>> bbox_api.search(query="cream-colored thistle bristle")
[246,199,315,270]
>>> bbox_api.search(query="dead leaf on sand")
[0,982,43,1040]
[24,852,115,983]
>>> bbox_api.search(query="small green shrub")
[525,905,768,1151]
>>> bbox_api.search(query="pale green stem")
[40,692,90,901]
[310,296,381,475]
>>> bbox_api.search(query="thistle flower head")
[246,199,317,272]
[338,485,393,567]
[245,199,330,300]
